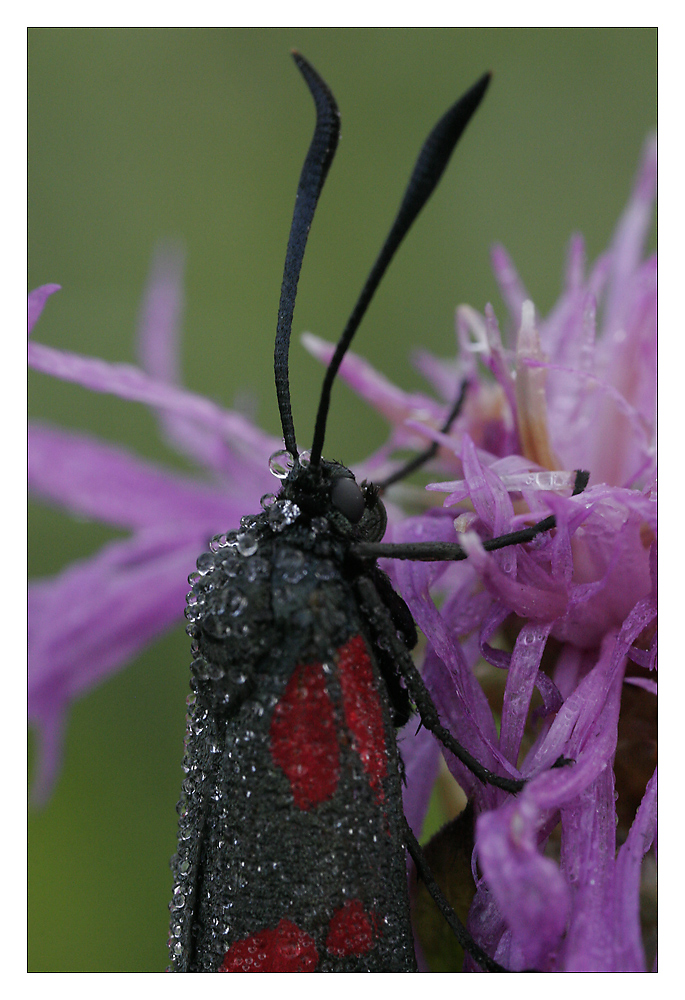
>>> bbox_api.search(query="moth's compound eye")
[331,476,365,524]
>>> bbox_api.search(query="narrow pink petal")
[564,233,586,292]
[624,676,657,695]
[29,528,206,720]
[28,340,280,463]
[593,269,656,488]
[460,531,568,622]
[133,242,242,475]
[29,708,67,808]
[609,767,656,971]
[28,529,213,801]
[30,422,235,529]
[499,621,553,764]
[524,356,654,487]
[483,304,519,432]
[410,348,460,401]
[28,284,61,335]
[451,304,520,459]
[476,796,571,968]
[421,647,509,806]
[398,724,441,838]
[560,766,618,970]
[460,434,515,540]
[301,331,443,434]
[472,631,630,968]
[603,135,657,340]
[549,492,654,648]
[490,244,529,332]
[136,241,185,384]
[526,602,652,789]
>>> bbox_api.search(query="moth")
[168,52,584,973]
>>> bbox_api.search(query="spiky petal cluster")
[306,137,656,971]
[28,249,281,802]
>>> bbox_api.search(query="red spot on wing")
[270,660,340,810]
[325,899,377,957]
[337,634,387,804]
[220,919,319,972]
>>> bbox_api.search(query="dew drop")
[196,552,214,575]
[269,449,295,479]
[236,531,258,556]
[191,657,208,677]
[209,533,229,552]
[205,661,225,681]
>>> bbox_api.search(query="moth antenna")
[309,71,491,467]
[274,52,340,459]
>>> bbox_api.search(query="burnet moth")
[168,53,587,974]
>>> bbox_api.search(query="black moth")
[169,53,586,973]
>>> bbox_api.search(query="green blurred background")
[28,28,656,971]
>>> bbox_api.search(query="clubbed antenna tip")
[309,70,492,465]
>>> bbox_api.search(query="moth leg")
[354,574,524,794]
[376,379,468,491]
[404,820,507,973]
[367,564,417,649]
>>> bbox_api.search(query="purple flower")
[29,247,281,802]
[29,135,656,971]
[306,137,656,970]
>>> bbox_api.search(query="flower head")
[29,137,656,971]
[304,136,656,970]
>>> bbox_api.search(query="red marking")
[325,899,377,957]
[337,634,387,804]
[270,659,340,810]
[219,919,319,972]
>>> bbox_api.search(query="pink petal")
[476,795,571,968]
[460,531,569,622]
[301,331,443,439]
[30,422,236,530]
[133,242,242,475]
[135,241,185,384]
[28,284,61,335]
[603,135,657,340]
[498,621,553,764]
[559,766,618,970]
[28,339,280,464]
[490,244,529,331]
[398,724,442,838]
[609,767,656,971]
[29,528,210,800]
